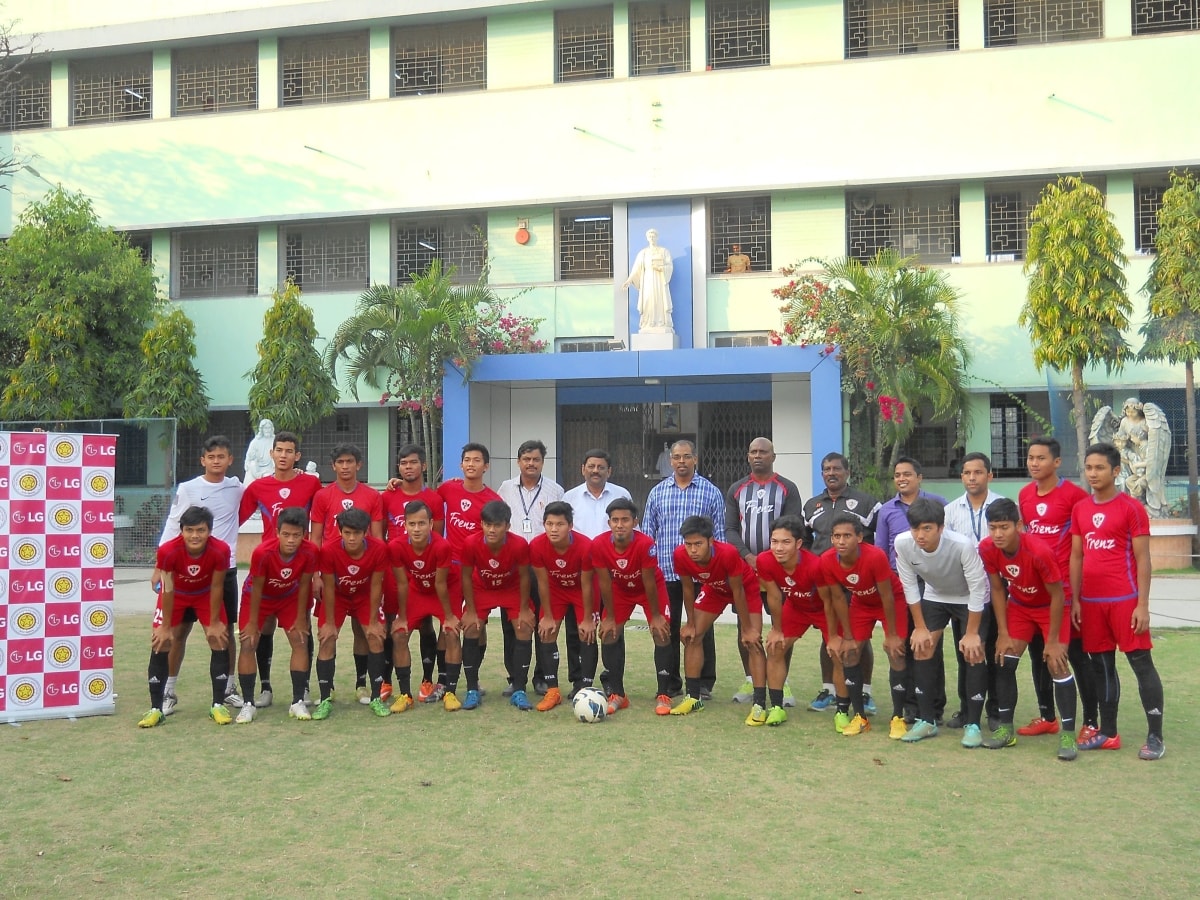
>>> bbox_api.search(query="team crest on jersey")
[348,565,360,575]
[280,488,291,499]
[846,499,858,510]
[1092,513,1105,528]
[281,568,293,579]
[846,574,859,585]
[756,488,765,499]
[413,560,424,570]
[785,577,795,587]
[488,559,500,569]
[699,572,710,580]
[555,559,566,569]
[1005,565,1020,578]
[187,565,200,577]
[616,559,628,570]
[1036,502,1048,516]
[341,499,354,510]
[461,499,472,512]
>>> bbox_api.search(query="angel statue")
[1089,398,1171,518]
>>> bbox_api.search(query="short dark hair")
[1085,442,1121,469]
[1027,436,1061,459]
[830,512,864,535]
[336,508,370,533]
[960,451,992,473]
[273,431,300,452]
[905,497,945,528]
[481,500,511,525]
[462,442,490,464]
[770,515,806,541]
[985,498,1020,525]
[821,452,849,469]
[277,507,308,531]
[517,439,547,459]
[606,497,638,518]
[404,500,432,520]
[331,443,362,463]
[670,439,696,457]
[582,448,611,466]
[894,456,923,476]
[179,505,213,529]
[201,435,232,454]
[543,500,573,525]
[396,443,425,465]
[679,515,713,540]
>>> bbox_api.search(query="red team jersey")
[239,472,323,545]
[673,540,760,614]
[319,537,390,602]
[381,486,445,539]
[240,539,319,630]
[438,480,503,560]
[819,542,907,640]
[590,531,669,623]
[757,549,824,615]
[1019,479,1088,601]
[310,482,384,542]
[154,535,231,626]
[390,531,456,625]
[529,532,593,617]
[461,531,530,610]
[978,534,1062,608]
[1069,492,1150,603]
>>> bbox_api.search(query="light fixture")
[418,241,437,251]
[123,87,145,101]
[644,378,660,385]
[574,216,611,223]
[607,340,625,351]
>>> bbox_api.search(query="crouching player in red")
[314,508,391,720]
[591,498,673,716]
[139,506,232,727]
[820,513,909,738]
[978,499,1077,759]
[760,516,832,727]
[669,515,763,721]
[530,501,597,711]
[388,500,464,712]
[460,500,534,711]
[235,507,318,723]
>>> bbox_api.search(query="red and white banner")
[0,431,117,722]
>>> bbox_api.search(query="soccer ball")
[573,688,607,723]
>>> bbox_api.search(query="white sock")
[165,676,177,693]
[823,682,835,693]
[864,683,873,697]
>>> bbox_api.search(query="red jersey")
[1019,479,1088,601]
[591,531,662,600]
[529,532,593,606]
[438,479,502,560]
[819,543,901,607]
[757,548,824,614]
[156,535,231,599]
[310,482,384,543]
[319,537,390,601]
[1070,492,1150,603]
[461,531,530,604]
[389,532,453,599]
[978,534,1062,608]
[248,539,319,602]
[672,540,756,601]
[381,486,445,539]
[239,472,323,545]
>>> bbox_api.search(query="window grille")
[173,42,258,115]
[71,54,152,124]
[630,1,691,75]
[709,196,770,273]
[985,1,1103,46]
[555,6,614,82]
[175,228,259,299]
[1135,175,1170,253]
[845,0,958,58]
[394,216,485,283]
[0,63,50,131]
[282,221,370,293]
[712,332,769,347]
[707,0,770,69]
[557,207,613,280]
[123,231,153,266]
[393,20,486,96]
[847,188,960,265]
[280,33,369,106]
[1132,0,1198,34]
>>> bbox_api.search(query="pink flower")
[865,381,875,391]
[379,391,391,405]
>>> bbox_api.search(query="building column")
[1105,0,1133,38]
[370,26,392,100]
[960,180,986,264]
[259,38,279,110]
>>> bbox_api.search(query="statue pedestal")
[631,332,679,352]
[1149,520,1197,572]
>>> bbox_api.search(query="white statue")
[304,461,318,476]
[623,228,674,334]
[244,418,275,484]
[1089,398,1172,518]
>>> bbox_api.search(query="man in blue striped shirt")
[642,439,726,697]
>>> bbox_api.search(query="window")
[557,207,613,280]
[557,338,618,352]
[1135,174,1170,254]
[123,231,153,266]
[393,20,486,96]
[282,221,369,293]
[173,42,258,115]
[280,33,369,106]
[394,216,485,283]
[0,63,49,131]
[847,187,960,264]
[175,228,259,299]
[1132,0,1198,34]
[555,6,614,82]
[845,0,958,58]
[984,181,1046,261]
[707,0,770,69]
[630,1,690,76]
[709,197,770,273]
[990,396,1030,476]
[985,1,1103,46]
[71,54,152,124]
[712,332,770,347]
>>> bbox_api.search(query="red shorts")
[154,593,227,628]
[239,594,304,632]
[406,594,449,630]
[694,588,764,617]
[1079,598,1153,654]
[473,590,524,622]
[548,595,587,625]
[316,595,380,630]
[1006,602,1070,645]
[603,597,671,626]
[781,602,828,641]
[849,601,909,642]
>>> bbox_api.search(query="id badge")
[522,518,533,533]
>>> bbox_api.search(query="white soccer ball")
[573,688,607,723]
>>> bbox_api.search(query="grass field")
[2,619,1199,898]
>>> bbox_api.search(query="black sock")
[996,655,1020,725]
[1126,649,1164,739]
[210,649,229,706]
[420,625,437,681]
[354,652,368,688]
[445,661,462,694]
[512,638,533,693]
[964,662,987,727]
[317,658,336,701]
[835,695,850,715]
[367,651,386,699]
[256,633,274,691]
[1028,631,1054,720]
[290,669,307,705]
[888,667,907,719]
[1069,637,1098,726]
[537,638,560,689]
[382,634,394,687]
[434,648,446,686]
[1052,675,1078,732]
[148,651,169,709]
[1091,650,1120,736]
[844,663,865,716]
[397,665,412,698]
[914,657,938,723]
[752,686,766,707]
[653,642,671,696]
[770,688,785,708]
[580,641,599,688]
[463,637,481,691]
[305,632,315,687]
[685,677,702,701]
[601,635,626,697]
[239,673,256,702]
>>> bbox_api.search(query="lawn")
[2,619,1198,898]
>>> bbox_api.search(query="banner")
[0,431,117,722]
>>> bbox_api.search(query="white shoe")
[162,691,178,716]
[289,700,312,721]
[356,685,371,705]
[302,688,312,706]
[256,689,273,709]
[224,687,245,709]
[235,703,256,724]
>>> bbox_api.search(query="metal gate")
[560,403,660,513]
[699,400,773,494]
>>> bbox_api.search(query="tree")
[1140,169,1200,535]
[246,279,339,433]
[1020,175,1132,472]
[124,306,211,429]
[0,23,41,182]
[0,187,157,420]
[774,250,971,490]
